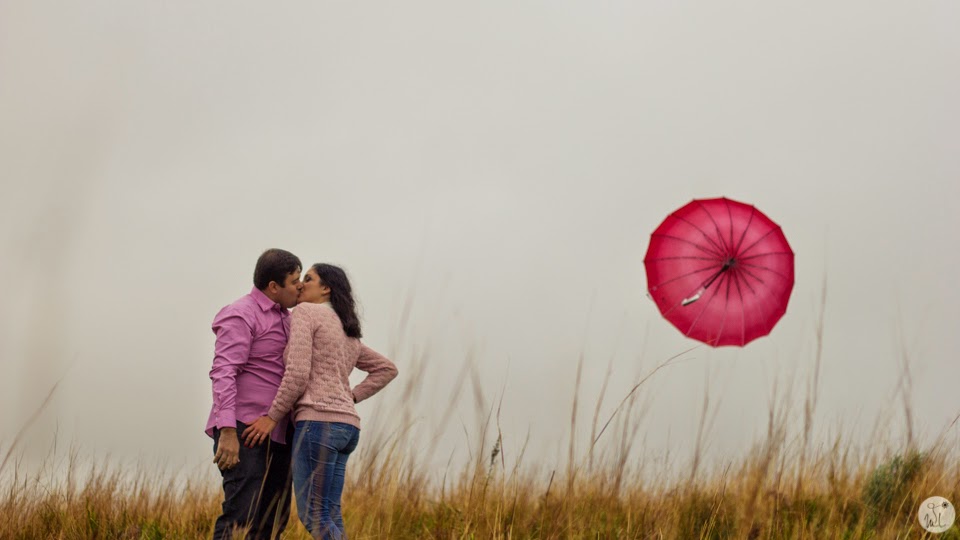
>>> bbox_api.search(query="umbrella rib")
[724,199,736,257]
[748,278,776,338]
[738,265,767,286]
[645,255,719,263]
[753,278,782,336]
[738,268,784,330]
[738,251,793,262]
[714,271,731,345]
[736,269,757,296]
[738,227,780,258]
[732,270,746,346]
[738,270,771,342]
[649,265,719,290]
[671,215,726,257]
[733,205,757,256]
[694,200,731,255]
[735,267,773,329]
[651,234,723,258]
[739,262,792,282]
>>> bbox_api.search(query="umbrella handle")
[682,287,705,306]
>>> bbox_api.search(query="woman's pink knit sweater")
[266,302,398,429]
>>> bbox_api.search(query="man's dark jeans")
[212,421,293,540]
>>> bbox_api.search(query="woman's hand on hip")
[241,416,277,448]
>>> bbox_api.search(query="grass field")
[3,310,959,538]
[3,425,958,539]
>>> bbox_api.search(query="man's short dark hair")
[253,249,302,290]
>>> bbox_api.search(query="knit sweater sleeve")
[267,307,315,422]
[352,343,399,404]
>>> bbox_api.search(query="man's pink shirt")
[205,287,291,444]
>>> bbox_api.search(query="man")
[205,248,303,539]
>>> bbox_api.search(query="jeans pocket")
[330,423,357,450]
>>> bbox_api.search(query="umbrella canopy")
[644,197,794,347]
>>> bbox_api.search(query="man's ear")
[267,281,280,294]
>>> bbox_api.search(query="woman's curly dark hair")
[312,263,362,338]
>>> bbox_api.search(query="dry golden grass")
[3,418,959,539]
[5,365,959,540]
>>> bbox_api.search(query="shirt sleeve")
[267,307,315,422]
[352,343,399,404]
[209,308,254,430]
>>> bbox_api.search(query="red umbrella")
[644,197,794,347]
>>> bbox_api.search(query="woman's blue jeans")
[292,421,360,540]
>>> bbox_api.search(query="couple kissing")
[204,249,398,540]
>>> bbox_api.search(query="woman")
[242,263,398,540]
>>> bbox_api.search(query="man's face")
[273,269,303,309]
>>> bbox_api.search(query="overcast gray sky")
[2,1,958,479]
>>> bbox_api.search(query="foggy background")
[1,1,958,479]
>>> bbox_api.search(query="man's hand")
[214,428,240,470]
[242,416,277,448]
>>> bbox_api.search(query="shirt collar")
[250,287,282,312]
